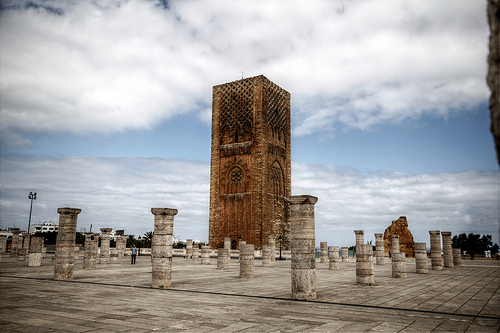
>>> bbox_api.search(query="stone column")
[28,235,43,267]
[356,243,375,285]
[453,248,462,267]
[375,233,385,265]
[287,195,318,300]
[268,235,276,261]
[341,247,349,262]
[391,235,400,254]
[23,234,30,256]
[42,246,47,258]
[262,245,271,267]
[441,231,454,268]
[392,252,407,278]
[224,237,231,250]
[328,246,339,270]
[110,248,118,261]
[75,246,80,260]
[10,228,20,257]
[83,233,98,270]
[0,235,6,254]
[217,248,229,270]
[99,228,112,264]
[239,243,255,279]
[415,242,428,274]
[54,208,81,280]
[429,230,442,270]
[151,208,177,289]
[185,239,193,259]
[116,234,126,258]
[354,230,364,254]
[192,244,199,261]
[320,242,328,263]
[201,245,211,264]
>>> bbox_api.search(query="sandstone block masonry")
[384,216,415,258]
[209,75,292,250]
[99,228,112,264]
[151,208,177,289]
[288,195,317,300]
[28,235,43,267]
[429,230,442,270]
[54,208,81,280]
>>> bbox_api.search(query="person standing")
[131,244,137,264]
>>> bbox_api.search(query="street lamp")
[279,235,283,260]
[27,192,37,235]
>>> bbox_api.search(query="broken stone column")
[28,235,43,267]
[0,235,6,253]
[453,248,462,267]
[54,208,81,280]
[23,234,30,256]
[185,239,193,259]
[356,243,375,285]
[375,233,385,265]
[391,235,400,254]
[328,246,339,270]
[151,208,177,289]
[429,230,442,270]
[42,246,47,258]
[224,237,231,250]
[116,232,126,258]
[10,228,20,257]
[83,233,98,270]
[392,252,407,278]
[288,195,318,300]
[320,242,328,263]
[74,246,80,260]
[268,235,276,261]
[239,243,255,279]
[262,245,271,267]
[441,231,454,268]
[192,244,199,261]
[217,248,229,270]
[341,247,349,262]
[354,230,364,253]
[201,245,211,264]
[99,228,112,264]
[415,242,428,274]
[110,248,118,261]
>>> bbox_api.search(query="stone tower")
[209,75,291,250]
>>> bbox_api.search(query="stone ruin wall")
[383,216,415,258]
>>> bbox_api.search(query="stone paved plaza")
[0,255,499,332]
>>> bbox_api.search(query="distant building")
[30,221,58,234]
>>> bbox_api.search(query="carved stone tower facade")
[209,75,291,250]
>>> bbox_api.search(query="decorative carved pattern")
[267,82,288,144]
[220,159,250,194]
[219,79,255,144]
[269,160,285,196]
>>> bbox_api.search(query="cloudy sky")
[1,0,498,247]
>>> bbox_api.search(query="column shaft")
[151,208,177,289]
[54,208,81,280]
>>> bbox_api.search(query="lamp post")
[138,236,141,256]
[27,192,37,235]
[279,235,282,260]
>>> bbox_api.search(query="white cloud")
[0,0,490,147]
[1,156,497,246]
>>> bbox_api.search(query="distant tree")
[452,233,498,255]
[142,231,153,248]
[75,232,85,245]
[126,235,136,247]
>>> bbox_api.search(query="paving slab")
[0,255,499,332]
